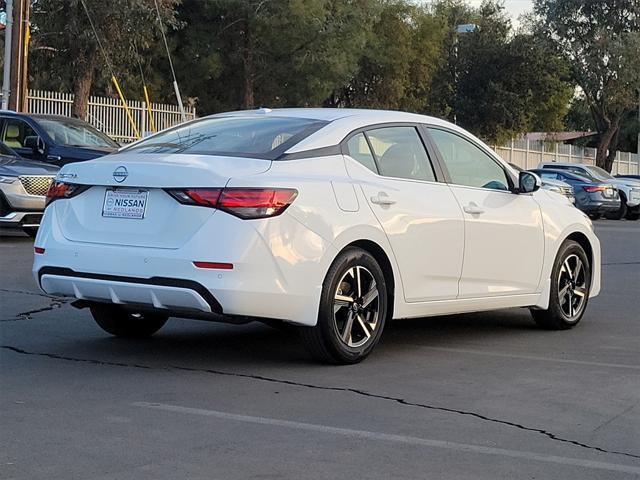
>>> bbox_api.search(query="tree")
[424,0,573,144]
[169,0,373,115]
[533,0,640,171]
[29,0,179,118]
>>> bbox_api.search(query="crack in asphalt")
[2,344,639,461]
[1,298,69,322]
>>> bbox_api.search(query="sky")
[466,0,534,24]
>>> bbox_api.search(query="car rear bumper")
[33,207,335,326]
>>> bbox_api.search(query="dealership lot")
[1,221,639,479]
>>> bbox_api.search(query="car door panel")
[426,127,545,298]
[344,128,464,302]
[449,186,544,297]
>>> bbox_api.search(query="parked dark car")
[0,141,58,236]
[0,111,119,166]
[529,169,620,219]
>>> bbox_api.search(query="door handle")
[463,202,485,215]
[370,192,396,206]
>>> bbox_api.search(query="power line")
[153,0,186,121]
[79,0,116,78]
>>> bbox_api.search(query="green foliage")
[27,0,580,144]
[533,0,640,167]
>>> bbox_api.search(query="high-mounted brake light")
[168,187,298,219]
[45,182,90,207]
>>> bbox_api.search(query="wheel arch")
[565,231,593,270]
[337,239,397,319]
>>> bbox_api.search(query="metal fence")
[495,139,640,176]
[24,89,196,144]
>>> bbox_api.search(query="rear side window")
[366,127,436,182]
[124,116,327,159]
[345,133,378,173]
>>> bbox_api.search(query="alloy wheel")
[333,266,380,348]
[557,254,587,319]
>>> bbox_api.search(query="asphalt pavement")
[1,220,639,479]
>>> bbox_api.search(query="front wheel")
[299,248,388,364]
[530,240,591,330]
[91,305,168,338]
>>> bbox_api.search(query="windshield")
[39,118,119,149]
[124,116,327,159]
[584,165,614,181]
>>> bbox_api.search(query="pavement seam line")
[2,344,639,461]
[132,402,640,475]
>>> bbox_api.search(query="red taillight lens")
[168,187,298,219]
[582,185,606,193]
[45,181,68,206]
[34,247,45,254]
[45,182,89,207]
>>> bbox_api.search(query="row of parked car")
[510,162,640,220]
[0,109,639,238]
[0,111,118,236]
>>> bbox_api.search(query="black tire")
[605,193,627,220]
[299,247,388,364]
[90,305,168,338]
[23,227,38,238]
[530,240,591,330]
[587,213,601,220]
[625,210,640,221]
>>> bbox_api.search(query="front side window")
[428,128,510,191]
[345,133,378,173]
[124,116,327,159]
[2,119,37,149]
[38,118,119,148]
[365,127,435,182]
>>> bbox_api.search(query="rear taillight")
[582,185,606,193]
[168,187,298,219]
[45,182,89,207]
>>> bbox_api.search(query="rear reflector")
[168,187,298,219]
[34,247,45,254]
[193,261,234,270]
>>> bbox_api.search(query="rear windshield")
[124,116,327,159]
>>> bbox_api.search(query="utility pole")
[1,0,13,109]
[7,0,29,112]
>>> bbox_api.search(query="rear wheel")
[530,240,590,330]
[90,305,168,337]
[299,248,388,364]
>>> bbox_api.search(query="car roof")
[532,168,594,182]
[539,162,592,168]
[215,107,478,154]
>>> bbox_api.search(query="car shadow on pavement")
[58,308,538,368]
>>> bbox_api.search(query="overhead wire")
[79,0,140,139]
[153,0,187,121]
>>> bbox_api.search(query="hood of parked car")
[0,155,60,176]
[540,177,571,188]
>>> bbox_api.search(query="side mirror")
[518,171,541,194]
[24,136,46,156]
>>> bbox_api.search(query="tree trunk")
[242,13,255,110]
[71,48,98,119]
[604,126,621,173]
[595,122,619,171]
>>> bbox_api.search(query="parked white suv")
[34,109,601,363]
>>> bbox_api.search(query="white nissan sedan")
[33,109,600,364]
